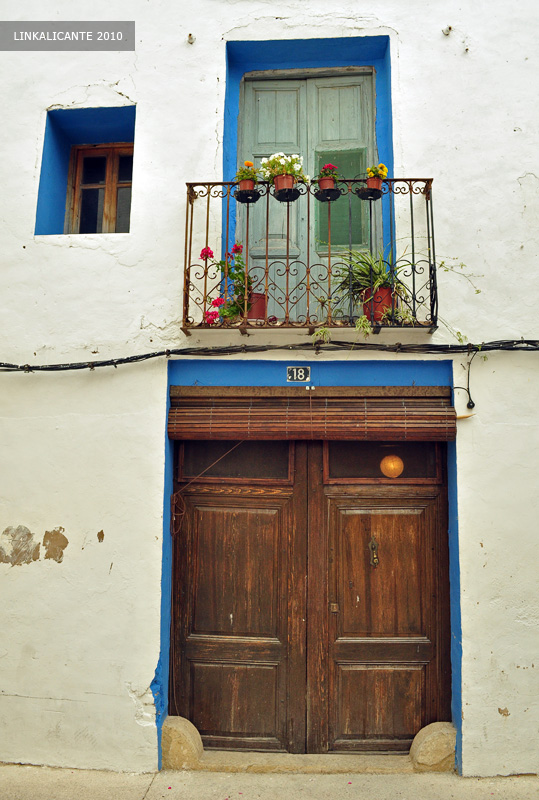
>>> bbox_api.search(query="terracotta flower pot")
[366,177,383,190]
[274,174,295,192]
[362,287,393,322]
[318,176,336,190]
[239,179,255,191]
[247,292,267,320]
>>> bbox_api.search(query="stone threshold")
[162,717,456,774]
[188,750,413,774]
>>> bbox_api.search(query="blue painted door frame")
[154,358,462,772]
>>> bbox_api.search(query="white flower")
[279,158,286,164]
[261,158,267,164]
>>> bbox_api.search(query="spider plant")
[334,249,404,302]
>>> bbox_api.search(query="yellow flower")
[244,160,254,167]
[378,163,386,169]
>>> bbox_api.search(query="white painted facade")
[1,0,538,777]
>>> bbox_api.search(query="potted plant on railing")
[366,163,388,190]
[316,162,340,191]
[202,243,266,325]
[334,249,405,323]
[234,160,259,192]
[259,152,309,195]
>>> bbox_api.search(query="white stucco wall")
[1,0,538,777]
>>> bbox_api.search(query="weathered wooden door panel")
[323,486,447,751]
[175,491,300,751]
[334,664,424,743]
[171,440,450,754]
[191,505,280,637]
[171,443,308,752]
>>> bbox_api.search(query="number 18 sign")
[287,366,311,382]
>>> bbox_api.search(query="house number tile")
[287,366,311,382]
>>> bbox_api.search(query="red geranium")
[317,163,340,180]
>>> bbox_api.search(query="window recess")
[66,143,133,233]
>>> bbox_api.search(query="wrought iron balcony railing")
[182,179,438,333]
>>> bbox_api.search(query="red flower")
[322,163,337,171]
[204,310,220,324]
[211,297,225,307]
[231,243,243,254]
[200,247,214,260]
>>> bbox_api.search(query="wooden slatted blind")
[168,387,456,441]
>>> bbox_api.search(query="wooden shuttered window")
[66,143,133,234]
[168,387,456,441]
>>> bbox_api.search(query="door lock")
[368,535,379,568]
[329,602,340,613]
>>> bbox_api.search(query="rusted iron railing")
[182,179,438,333]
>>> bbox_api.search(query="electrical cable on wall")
[1,339,538,374]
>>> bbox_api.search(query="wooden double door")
[170,439,451,753]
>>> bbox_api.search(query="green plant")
[202,243,253,323]
[259,152,308,185]
[334,249,405,303]
[312,326,332,344]
[380,305,417,326]
[354,314,373,338]
[234,160,259,183]
[439,258,482,295]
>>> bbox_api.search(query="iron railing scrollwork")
[182,179,438,332]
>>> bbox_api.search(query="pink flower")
[231,243,243,254]
[322,163,337,171]
[211,297,225,307]
[200,247,214,260]
[204,310,220,324]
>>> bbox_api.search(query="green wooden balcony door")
[239,72,379,323]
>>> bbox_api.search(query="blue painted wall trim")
[152,386,174,770]
[225,37,393,182]
[157,357,461,767]
[447,435,463,773]
[168,358,450,387]
[35,105,136,235]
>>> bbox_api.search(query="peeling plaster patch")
[0,526,40,566]
[126,683,155,727]
[42,527,69,563]
[498,707,510,717]
[97,530,105,543]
